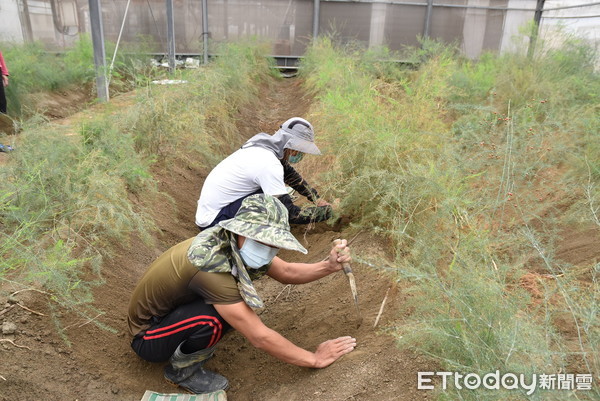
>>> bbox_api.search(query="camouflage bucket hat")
[219,194,308,254]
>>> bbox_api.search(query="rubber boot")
[164,344,229,394]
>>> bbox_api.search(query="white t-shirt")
[195,146,287,227]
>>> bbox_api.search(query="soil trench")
[0,77,435,401]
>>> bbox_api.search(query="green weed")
[122,38,272,166]
[1,36,163,118]
[0,39,271,341]
[300,36,599,400]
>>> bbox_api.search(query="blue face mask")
[288,152,304,164]
[239,238,279,269]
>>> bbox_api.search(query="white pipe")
[108,0,131,85]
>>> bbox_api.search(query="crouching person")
[127,194,356,394]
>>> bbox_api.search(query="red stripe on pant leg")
[207,321,220,348]
[207,316,229,346]
[145,315,222,335]
[143,320,219,343]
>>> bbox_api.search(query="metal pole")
[88,0,108,102]
[543,2,600,12]
[319,0,534,12]
[527,0,545,58]
[223,0,228,40]
[202,0,209,64]
[19,0,34,42]
[313,0,320,40]
[166,0,175,73]
[424,0,433,38]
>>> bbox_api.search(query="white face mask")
[239,238,279,269]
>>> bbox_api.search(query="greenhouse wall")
[0,0,598,59]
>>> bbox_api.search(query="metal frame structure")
[88,0,108,101]
[76,0,599,101]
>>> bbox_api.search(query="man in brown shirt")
[128,194,355,394]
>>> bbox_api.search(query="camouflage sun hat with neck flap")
[219,194,307,254]
[188,194,307,308]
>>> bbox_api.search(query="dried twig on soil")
[62,312,104,331]
[78,312,103,328]
[1,279,51,299]
[274,285,293,302]
[0,374,5,381]
[0,339,31,350]
[16,302,46,316]
[0,305,15,317]
[373,287,391,328]
[10,288,51,297]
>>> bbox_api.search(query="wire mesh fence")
[1,0,598,58]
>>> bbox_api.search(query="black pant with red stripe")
[131,298,232,362]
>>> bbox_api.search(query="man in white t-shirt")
[195,117,332,229]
